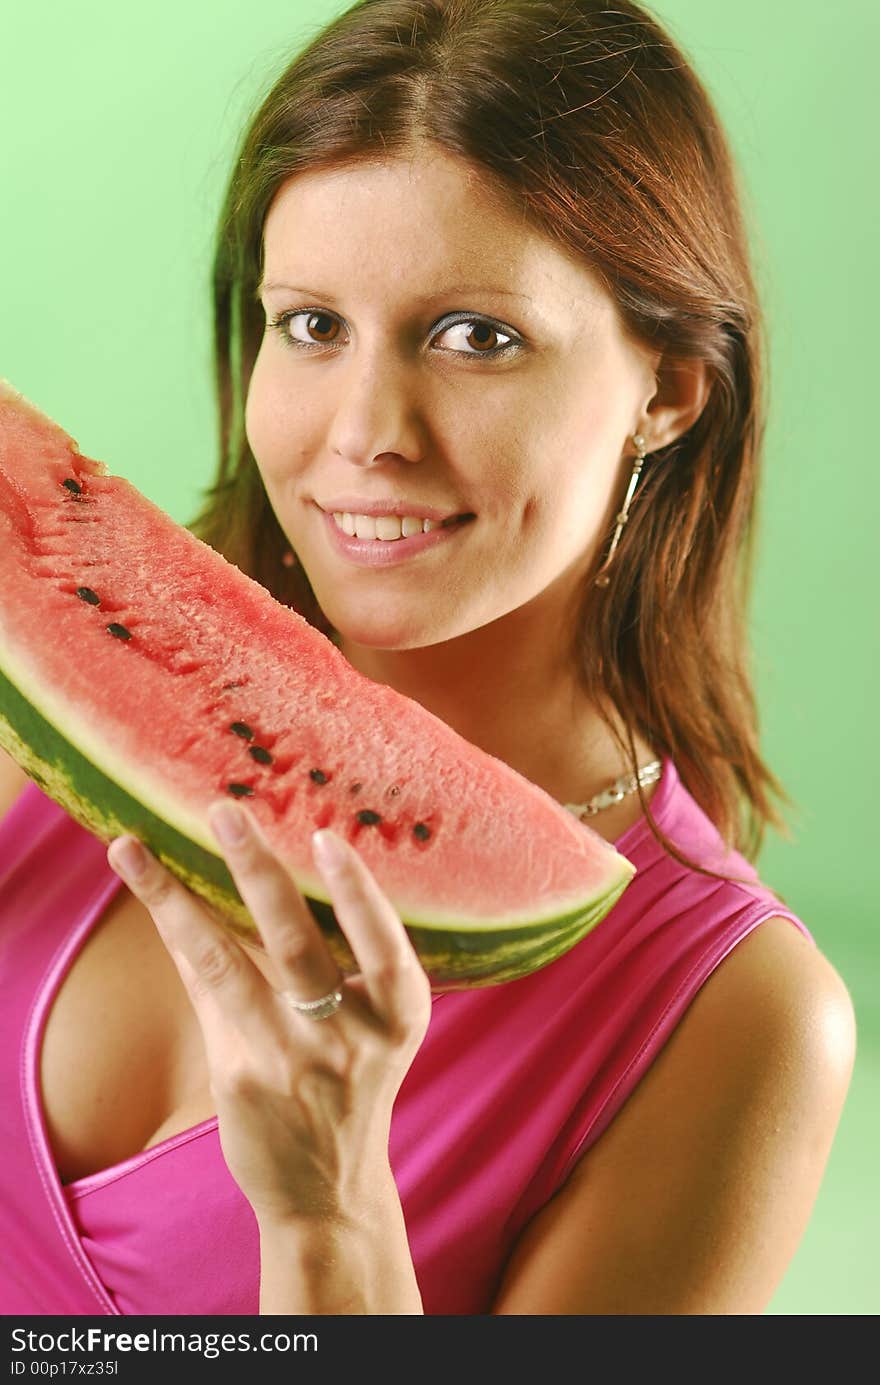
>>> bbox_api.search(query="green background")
[2,1,876,1313]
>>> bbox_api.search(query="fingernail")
[109,837,147,881]
[312,829,346,871]
[209,801,247,846]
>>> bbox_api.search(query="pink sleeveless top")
[0,756,812,1315]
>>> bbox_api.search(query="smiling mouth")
[327,511,475,541]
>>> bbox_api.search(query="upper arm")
[0,746,30,824]
[491,918,857,1315]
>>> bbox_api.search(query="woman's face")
[246,147,660,650]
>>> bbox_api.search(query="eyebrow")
[255,280,532,304]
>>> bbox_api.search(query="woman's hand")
[105,802,433,1231]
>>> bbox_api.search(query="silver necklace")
[564,759,663,822]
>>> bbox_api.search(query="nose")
[325,346,426,468]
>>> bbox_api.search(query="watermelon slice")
[0,379,636,988]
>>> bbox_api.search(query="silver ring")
[283,986,344,1021]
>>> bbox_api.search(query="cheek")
[517,462,607,561]
[244,356,274,465]
[244,356,311,484]
[521,492,584,551]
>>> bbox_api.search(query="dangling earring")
[593,433,649,589]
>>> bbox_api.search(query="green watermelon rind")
[0,663,634,991]
[0,620,634,930]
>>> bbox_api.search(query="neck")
[335,604,659,837]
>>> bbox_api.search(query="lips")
[319,507,474,567]
[317,497,467,524]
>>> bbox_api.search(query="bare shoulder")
[0,746,31,822]
[687,916,856,1069]
[492,917,857,1315]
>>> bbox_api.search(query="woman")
[0,0,855,1314]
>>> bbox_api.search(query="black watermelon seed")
[386,784,401,798]
[349,781,363,795]
[106,623,131,640]
[413,822,431,841]
[227,783,254,797]
[357,810,382,826]
[63,478,82,495]
[222,681,244,691]
[76,587,101,605]
[230,722,254,740]
[309,768,329,784]
[249,745,273,764]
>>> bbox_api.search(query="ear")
[641,356,712,452]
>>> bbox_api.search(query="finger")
[206,800,342,1004]
[311,830,430,1021]
[106,834,267,1041]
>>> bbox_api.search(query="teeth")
[374,515,401,540]
[331,512,450,541]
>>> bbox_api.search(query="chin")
[317,601,460,653]
[314,603,419,651]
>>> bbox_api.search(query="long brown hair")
[186,0,797,884]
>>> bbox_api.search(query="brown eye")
[304,312,340,344]
[268,309,344,350]
[435,318,517,357]
[465,323,498,352]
